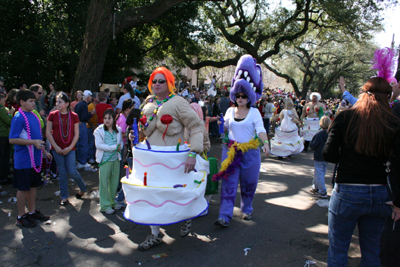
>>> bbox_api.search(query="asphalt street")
[0,137,364,267]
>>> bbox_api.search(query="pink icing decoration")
[127,197,198,208]
[134,158,185,170]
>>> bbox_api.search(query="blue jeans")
[76,123,88,165]
[313,161,328,194]
[263,118,270,134]
[87,127,95,161]
[328,184,392,267]
[53,150,87,199]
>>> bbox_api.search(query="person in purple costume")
[213,55,270,227]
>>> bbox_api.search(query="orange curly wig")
[148,67,177,95]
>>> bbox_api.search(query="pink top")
[116,113,127,143]
[204,116,210,133]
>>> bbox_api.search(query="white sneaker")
[113,203,122,210]
[84,166,98,172]
[76,163,86,169]
[104,209,115,215]
[88,159,95,164]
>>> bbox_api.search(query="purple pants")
[218,146,261,223]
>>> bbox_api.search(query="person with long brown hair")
[323,77,400,266]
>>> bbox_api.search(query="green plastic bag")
[206,157,219,195]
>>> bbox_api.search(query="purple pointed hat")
[230,54,263,106]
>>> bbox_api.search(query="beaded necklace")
[58,110,72,144]
[0,104,11,118]
[19,108,43,173]
[140,94,174,130]
[390,99,399,108]
[106,130,116,141]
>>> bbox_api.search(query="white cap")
[83,90,92,96]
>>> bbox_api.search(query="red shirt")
[48,110,79,150]
[96,103,113,124]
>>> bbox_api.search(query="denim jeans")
[313,160,328,194]
[52,150,87,199]
[76,123,88,165]
[87,127,96,161]
[328,184,392,267]
[263,118,271,134]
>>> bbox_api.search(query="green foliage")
[0,0,204,90]
[0,0,90,90]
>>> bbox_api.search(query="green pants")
[99,160,120,212]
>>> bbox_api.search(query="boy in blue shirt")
[9,89,52,227]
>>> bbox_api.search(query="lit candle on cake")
[144,172,147,186]
[176,138,181,151]
[124,165,129,178]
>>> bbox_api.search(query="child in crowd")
[116,99,133,168]
[46,93,87,206]
[114,107,141,207]
[94,109,124,214]
[0,94,14,184]
[9,89,52,227]
[96,92,113,124]
[309,116,331,199]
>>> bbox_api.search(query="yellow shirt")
[87,103,98,128]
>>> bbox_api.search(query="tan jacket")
[184,125,211,153]
[142,96,204,153]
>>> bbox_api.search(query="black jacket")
[309,129,328,161]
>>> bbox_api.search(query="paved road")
[0,138,364,266]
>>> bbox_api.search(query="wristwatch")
[188,151,197,158]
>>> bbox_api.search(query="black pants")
[0,136,11,181]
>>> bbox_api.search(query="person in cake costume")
[300,92,326,151]
[213,54,270,227]
[270,98,304,158]
[121,67,208,251]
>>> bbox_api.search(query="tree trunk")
[72,0,186,96]
[72,0,114,94]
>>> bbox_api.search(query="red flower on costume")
[139,115,147,125]
[160,114,173,142]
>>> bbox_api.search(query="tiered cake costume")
[122,143,209,225]
[271,109,304,156]
[213,55,266,225]
[122,90,208,225]
[300,93,326,141]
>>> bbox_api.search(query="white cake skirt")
[300,118,321,141]
[270,127,304,157]
[122,144,210,225]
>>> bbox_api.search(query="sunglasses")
[37,92,42,95]
[152,79,166,84]
[235,94,248,99]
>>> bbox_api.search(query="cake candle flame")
[124,165,129,178]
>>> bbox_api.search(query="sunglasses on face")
[37,92,42,95]
[235,94,248,99]
[152,79,166,84]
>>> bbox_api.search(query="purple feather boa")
[212,143,244,182]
